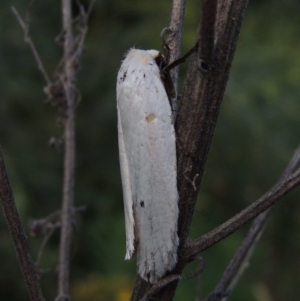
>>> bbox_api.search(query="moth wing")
[117,49,179,283]
[134,75,179,283]
[117,105,135,259]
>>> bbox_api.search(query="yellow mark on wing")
[146,114,156,123]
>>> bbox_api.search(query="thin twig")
[36,223,60,266]
[71,8,88,66]
[224,222,264,299]
[205,144,300,301]
[205,210,270,301]
[86,0,96,17]
[11,6,51,85]
[139,256,204,301]
[56,0,76,300]
[280,145,300,180]
[139,275,181,301]
[0,149,45,301]
[28,205,86,281]
[166,0,186,115]
[168,0,186,84]
[56,1,91,301]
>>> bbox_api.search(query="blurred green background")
[1,0,300,300]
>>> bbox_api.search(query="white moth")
[116,48,179,283]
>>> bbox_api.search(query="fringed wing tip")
[125,244,135,260]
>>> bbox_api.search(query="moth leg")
[164,42,199,73]
[160,27,173,63]
[160,26,199,72]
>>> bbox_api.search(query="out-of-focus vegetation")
[0,0,299,300]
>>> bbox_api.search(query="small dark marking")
[140,200,145,208]
[147,272,151,282]
[131,69,135,73]
[121,71,127,82]
[143,74,146,78]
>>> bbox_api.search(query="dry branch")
[183,168,300,259]
[176,0,249,246]
[13,1,92,300]
[0,149,45,301]
[205,144,300,301]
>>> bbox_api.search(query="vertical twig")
[167,0,186,115]
[168,0,186,86]
[0,149,45,301]
[12,1,92,300]
[56,0,76,300]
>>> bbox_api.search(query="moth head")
[146,50,168,71]
[146,50,176,103]
[146,49,160,58]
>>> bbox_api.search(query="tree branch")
[0,149,45,301]
[204,144,300,301]
[183,167,300,259]
[176,0,249,246]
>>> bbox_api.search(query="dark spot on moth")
[131,69,135,73]
[143,74,146,78]
[120,71,127,82]
[140,201,145,208]
[146,272,151,282]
